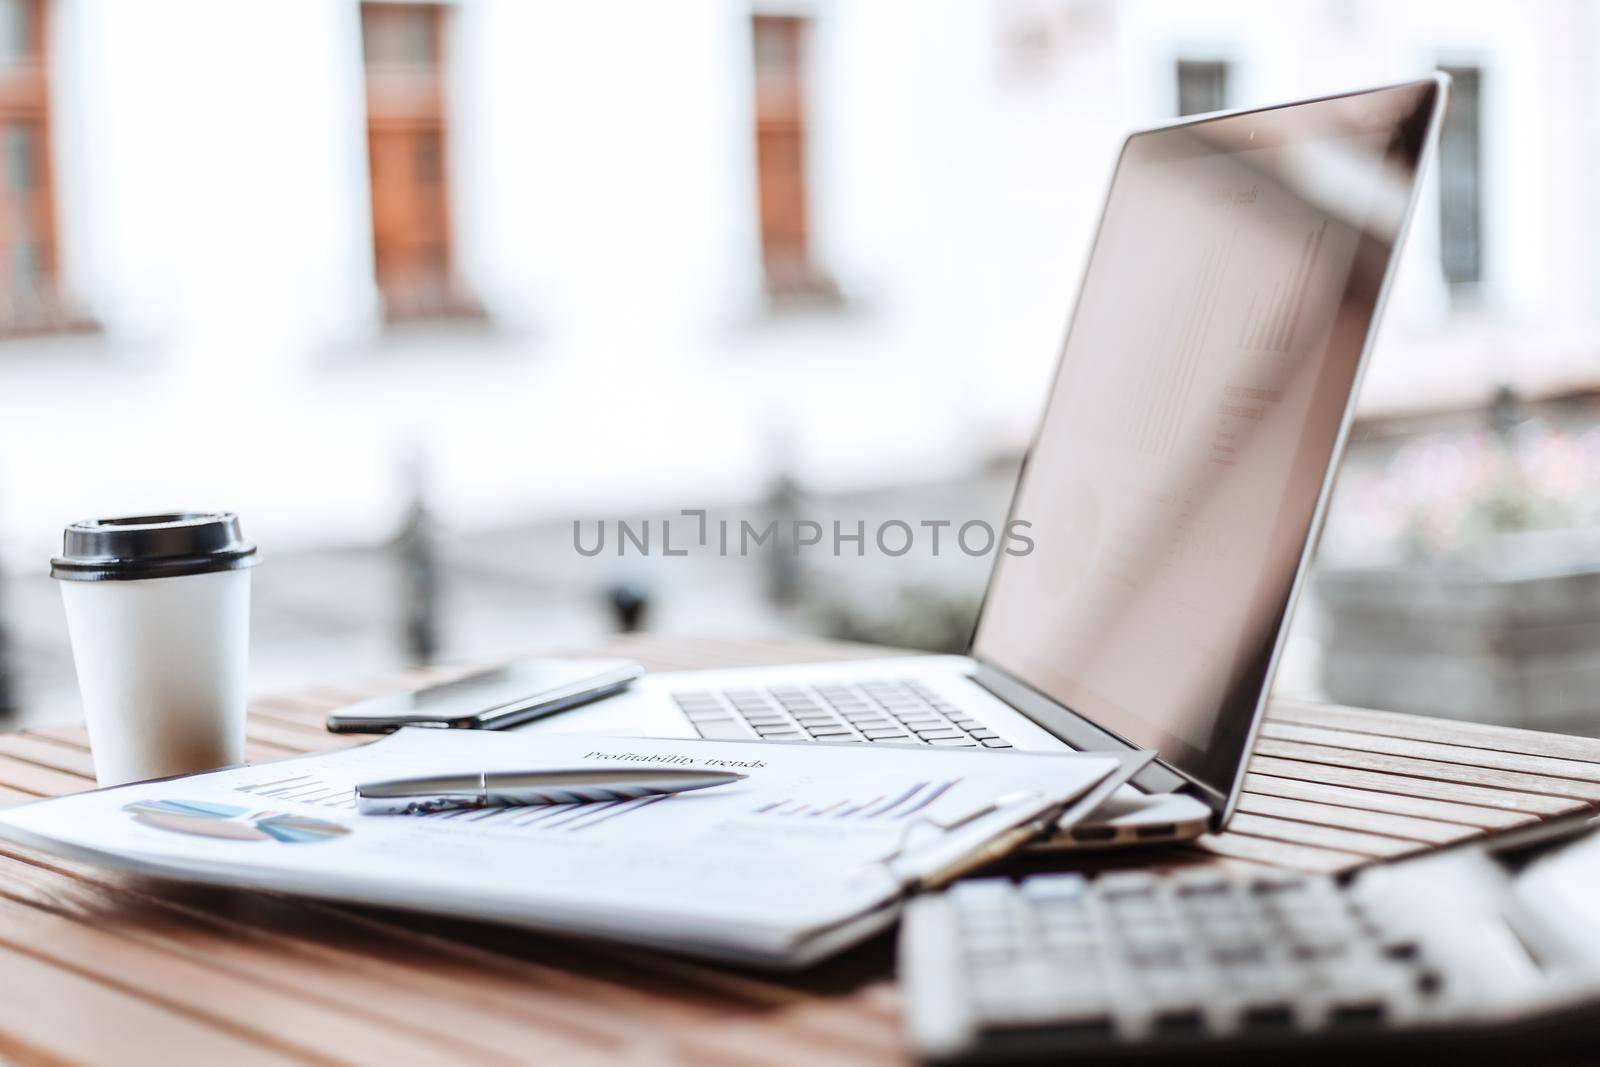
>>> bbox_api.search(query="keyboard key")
[1098,873,1160,895]
[807,728,854,739]
[1240,1002,1296,1033]
[981,738,1013,748]
[968,729,999,740]
[927,737,978,747]
[845,718,895,730]
[950,878,1017,906]
[1152,1009,1206,1037]
[913,728,964,740]
[862,727,912,739]
[1022,874,1087,900]
[1173,875,1232,897]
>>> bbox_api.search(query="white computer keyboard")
[900,869,1460,1061]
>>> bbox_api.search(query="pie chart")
[123,799,350,843]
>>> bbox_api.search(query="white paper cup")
[52,513,257,786]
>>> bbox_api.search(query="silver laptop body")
[519,76,1448,846]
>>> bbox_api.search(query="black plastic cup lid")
[51,512,258,582]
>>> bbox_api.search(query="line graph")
[235,772,357,809]
[750,779,959,821]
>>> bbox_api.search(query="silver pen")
[355,767,746,816]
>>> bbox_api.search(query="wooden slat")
[1248,755,1586,816]
[295,931,902,1067]
[673,1013,904,1067]
[1232,793,1480,845]
[23,722,91,747]
[14,726,296,777]
[250,693,350,716]
[1259,721,1600,782]
[0,841,905,1065]
[0,881,520,1067]
[247,708,358,744]
[0,752,94,796]
[244,701,349,735]
[260,690,355,714]
[1251,738,1600,802]
[1271,698,1600,762]
[0,935,307,1067]
[244,718,356,754]
[1240,772,1537,830]
[238,736,318,760]
[0,731,98,777]
[1223,813,1426,859]
[1190,832,1367,874]
[0,783,44,808]
[0,849,652,1064]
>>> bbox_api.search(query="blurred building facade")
[1,0,1599,569]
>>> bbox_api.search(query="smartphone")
[325,658,644,734]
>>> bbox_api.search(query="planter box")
[1316,530,1600,734]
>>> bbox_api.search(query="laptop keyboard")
[670,679,1015,749]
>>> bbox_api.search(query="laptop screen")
[972,80,1442,803]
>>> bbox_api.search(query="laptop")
[520,77,1448,847]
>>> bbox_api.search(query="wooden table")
[0,633,1598,1066]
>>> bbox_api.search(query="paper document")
[0,730,1139,966]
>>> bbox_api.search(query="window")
[1437,64,1483,290]
[1175,59,1229,117]
[0,0,58,336]
[361,3,468,321]
[751,14,830,302]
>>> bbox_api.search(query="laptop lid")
[968,78,1447,821]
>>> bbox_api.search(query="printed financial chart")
[751,779,961,821]
[228,768,971,838]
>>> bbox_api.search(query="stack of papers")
[0,730,1142,967]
